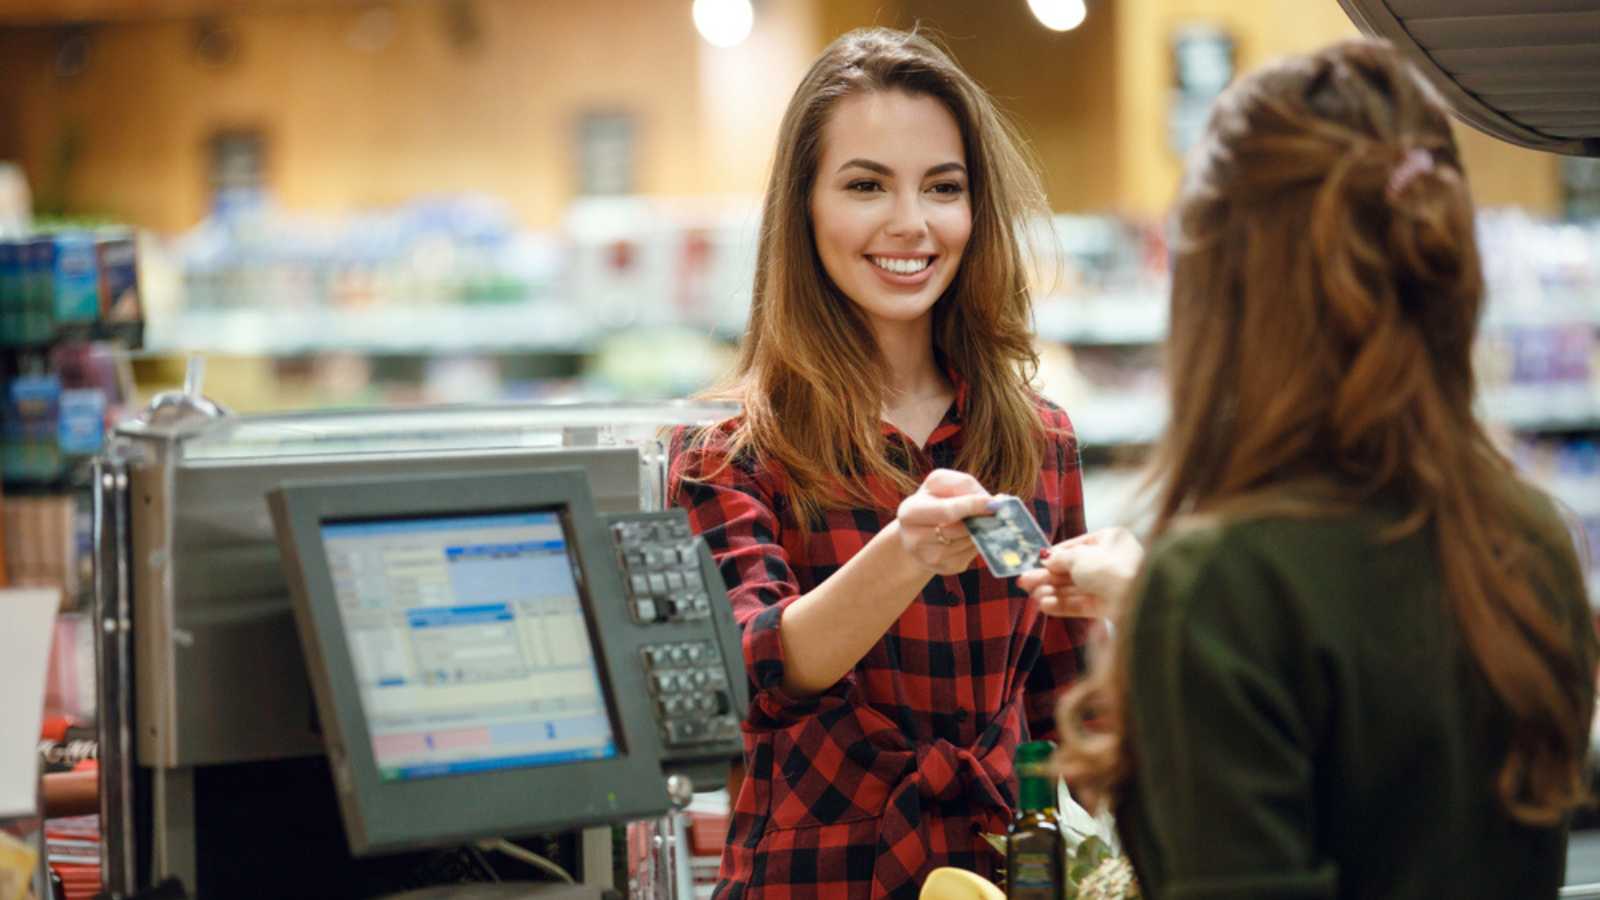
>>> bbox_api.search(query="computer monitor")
[270,468,673,856]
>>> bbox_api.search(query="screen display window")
[320,510,618,781]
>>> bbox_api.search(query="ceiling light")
[693,0,754,49]
[1028,0,1087,32]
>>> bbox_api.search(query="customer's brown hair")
[1057,39,1593,825]
[689,27,1051,526]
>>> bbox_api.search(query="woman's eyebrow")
[834,159,968,177]
[837,158,893,175]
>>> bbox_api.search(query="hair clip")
[1386,148,1434,200]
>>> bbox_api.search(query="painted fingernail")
[985,498,1005,512]
[1038,547,1051,559]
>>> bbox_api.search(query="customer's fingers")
[1038,588,1105,619]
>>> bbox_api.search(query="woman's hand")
[1017,526,1144,618]
[895,468,996,575]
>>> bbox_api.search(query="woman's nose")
[883,190,928,239]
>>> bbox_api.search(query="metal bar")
[582,826,614,890]
[151,766,195,888]
[93,458,137,895]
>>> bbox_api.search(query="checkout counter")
[89,393,747,898]
[74,383,1600,898]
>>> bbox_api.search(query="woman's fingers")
[920,468,986,498]
[900,521,974,549]
[1038,588,1104,618]
[897,491,993,529]
[1017,567,1071,592]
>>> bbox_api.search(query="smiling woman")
[811,91,973,384]
[670,27,1094,900]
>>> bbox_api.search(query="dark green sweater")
[1117,497,1596,900]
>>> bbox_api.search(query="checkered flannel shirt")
[669,387,1092,899]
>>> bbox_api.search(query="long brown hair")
[693,27,1051,525]
[1057,39,1593,826]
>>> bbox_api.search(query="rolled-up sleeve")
[670,433,838,727]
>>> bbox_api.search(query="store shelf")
[1033,289,1600,348]
[1482,384,1600,432]
[1481,298,1600,331]
[141,303,598,356]
[1034,292,1167,345]
[1066,383,1600,451]
[1082,467,1150,531]
[1534,475,1600,518]
[1070,392,1167,447]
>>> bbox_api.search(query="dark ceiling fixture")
[1337,0,1600,158]
[192,17,240,69]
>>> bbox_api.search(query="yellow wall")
[0,0,817,231]
[815,0,1121,212]
[1113,0,1359,215]
[1455,125,1563,215]
[0,0,1565,230]
[1110,0,1561,216]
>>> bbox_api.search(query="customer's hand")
[895,468,995,576]
[1018,526,1144,618]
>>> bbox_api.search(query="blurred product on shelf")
[1,221,144,510]
[1479,210,1600,322]
[1029,214,1169,344]
[0,229,144,349]
[146,194,763,356]
[42,614,95,724]
[45,814,101,900]
[174,194,551,311]
[1475,211,1600,430]
[583,327,739,401]
[563,196,758,336]
[2,342,137,487]
[1,493,80,602]
[1511,435,1600,598]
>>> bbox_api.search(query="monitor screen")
[319,509,619,781]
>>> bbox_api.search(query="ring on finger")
[935,524,950,546]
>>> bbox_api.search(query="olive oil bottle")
[1006,740,1065,899]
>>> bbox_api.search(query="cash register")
[268,468,746,862]
[92,400,746,898]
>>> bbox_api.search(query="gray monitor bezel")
[269,468,670,856]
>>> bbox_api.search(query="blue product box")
[58,387,107,455]
[52,232,100,326]
[95,232,141,323]
[4,372,63,482]
[25,237,54,343]
[0,240,17,345]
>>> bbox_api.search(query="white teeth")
[870,256,931,275]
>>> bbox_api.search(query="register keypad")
[611,516,714,625]
[641,640,740,747]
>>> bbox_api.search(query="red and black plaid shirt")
[670,381,1091,899]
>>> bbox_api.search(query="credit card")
[964,494,1050,578]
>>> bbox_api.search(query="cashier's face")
[809,90,972,334]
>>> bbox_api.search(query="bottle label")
[1011,851,1055,890]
